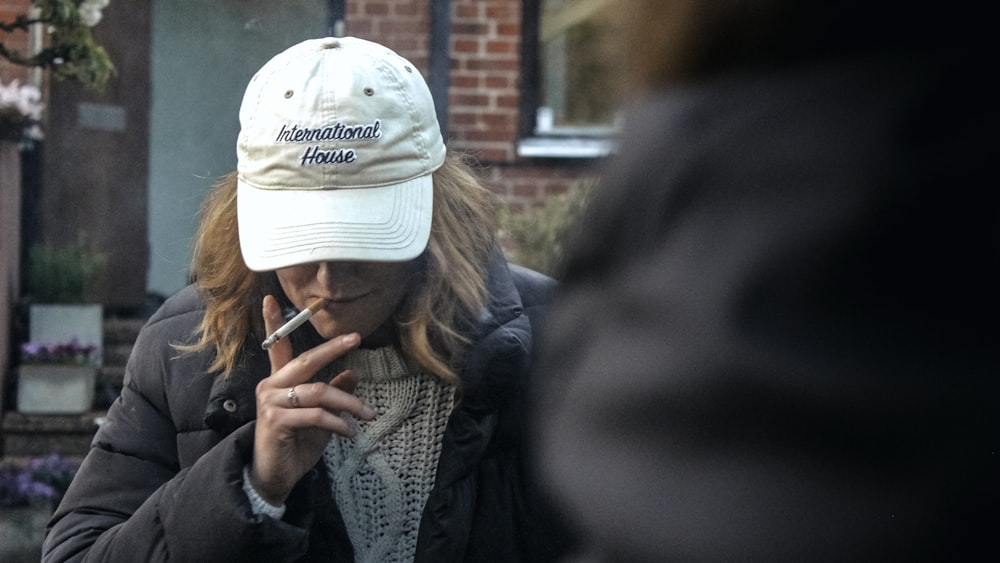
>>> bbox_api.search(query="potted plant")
[25,240,106,370]
[0,0,116,91]
[0,453,80,561]
[17,338,98,413]
[0,452,78,508]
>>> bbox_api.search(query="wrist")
[243,465,287,518]
[248,464,290,506]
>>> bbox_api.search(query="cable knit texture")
[323,346,456,563]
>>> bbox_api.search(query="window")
[519,0,618,158]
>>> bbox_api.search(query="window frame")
[517,0,615,159]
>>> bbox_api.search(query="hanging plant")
[0,77,44,146]
[0,0,115,90]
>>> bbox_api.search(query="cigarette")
[261,297,328,350]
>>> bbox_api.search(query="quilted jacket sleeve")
[42,292,313,563]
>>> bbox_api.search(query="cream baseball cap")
[236,36,446,271]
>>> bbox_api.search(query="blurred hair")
[181,152,497,386]
[612,0,974,92]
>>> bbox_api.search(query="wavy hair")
[182,152,497,385]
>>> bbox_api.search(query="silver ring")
[287,386,300,408]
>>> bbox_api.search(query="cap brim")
[237,174,432,271]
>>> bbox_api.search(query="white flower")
[16,84,44,120]
[0,79,44,120]
[23,123,45,141]
[1,79,45,142]
[78,0,111,27]
[0,82,17,107]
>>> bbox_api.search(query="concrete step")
[1,316,145,458]
[1,410,105,457]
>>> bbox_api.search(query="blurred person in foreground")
[44,37,570,562]
[533,1,997,561]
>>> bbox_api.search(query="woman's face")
[275,260,417,345]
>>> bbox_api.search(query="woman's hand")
[248,295,375,506]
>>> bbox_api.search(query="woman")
[44,37,569,562]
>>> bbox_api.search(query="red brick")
[484,75,515,89]
[481,113,517,128]
[450,93,490,106]
[495,94,520,108]
[497,23,521,36]
[451,74,481,89]
[467,58,519,72]
[364,2,390,16]
[462,129,515,142]
[452,22,489,35]
[392,2,419,16]
[486,4,516,20]
[486,40,518,55]
[449,113,479,126]
[346,20,373,36]
[453,39,479,54]
[454,3,481,19]
[379,19,427,35]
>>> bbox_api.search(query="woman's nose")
[316,261,359,284]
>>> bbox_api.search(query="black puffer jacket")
[44,257,571,562]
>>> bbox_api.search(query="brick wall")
[0,0,34,82]
[345,0,599,212]
[5,0,599,210]
[346,0,430,67]
[4,0,599,216]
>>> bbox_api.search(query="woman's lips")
[322,291,372,305]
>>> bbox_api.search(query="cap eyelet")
[223,399,238,413]
[364,87,375,96]
[404,66,413,73]
[284,90,294,98]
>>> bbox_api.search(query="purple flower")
[0,454,79,508]
[20,338,97,366]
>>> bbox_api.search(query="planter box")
[17,365,97,414]
[29,303,103,367]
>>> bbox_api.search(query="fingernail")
[361,405,376,419]
[342,333,360,346]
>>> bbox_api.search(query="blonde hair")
[183,152,497,385]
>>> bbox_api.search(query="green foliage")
[27,240,107,303]
[501,178,596,278]
[0,0,116,90]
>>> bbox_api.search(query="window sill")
[516,136,614,159]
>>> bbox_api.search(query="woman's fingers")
[261,294,362,388]
[275,377,374,422]
[268,402,362,437]
[251,302,370,505]
[262,295,293,371]
[271,332,360,385]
